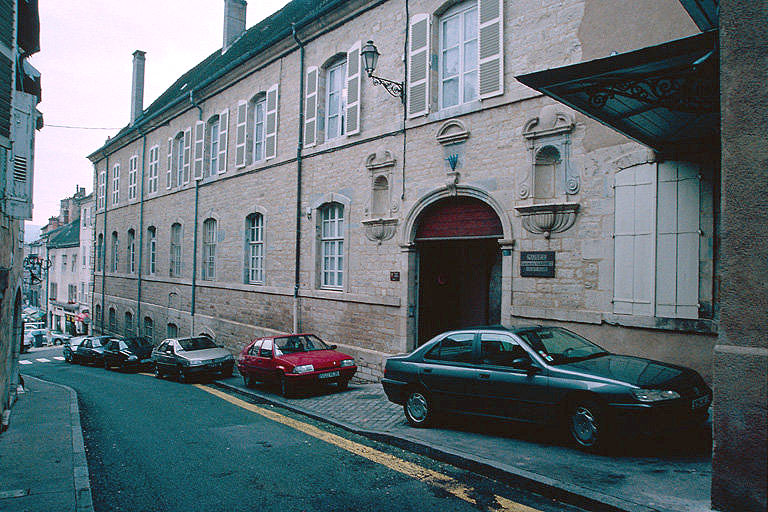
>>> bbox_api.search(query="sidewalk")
[216,375,713,512]
[0,376,93,512]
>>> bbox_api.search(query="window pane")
[443,16,460,48]
[463,70,478,102]
[443,47,459,78]
[442,78,459,107]
[463,8,477,40]
[463,39,477,73]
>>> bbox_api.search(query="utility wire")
[44,124,121,130]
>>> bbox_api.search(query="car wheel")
[177,367,188,384]
[569,400,604,450]
[221,367,233,379]
[279,373,292,398]
[404,388,433,428]
[337,379,350,391]
[154,364,163,378]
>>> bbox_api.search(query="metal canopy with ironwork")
[516,31,718,156]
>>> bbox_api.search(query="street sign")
[520,251,555,278]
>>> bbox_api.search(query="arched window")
[111,231,119,272]
[167,323,178,339]
[147,226,156,275]
[96,234,104,272]
[439,1,478,109]
[534,146,560,202]
[127,229,136,274]
[202,218,217,281]
[372,175,389,216]
[246,213,264,284]
[144,316,153,341]
[325,58,347,140]
[170,223,182,277]
[124,311,133,336]
[320,202,344,288]
[95,304,102,325]
[108,307,117,333]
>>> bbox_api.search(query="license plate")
[692,395,709,410]
[319,370,340,379]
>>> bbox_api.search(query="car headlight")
[632,389,680,402]
[340,359,354,367]
[187,360,204,366]
[127,355,138,361]
[292,364,314,374]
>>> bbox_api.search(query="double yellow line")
[196,384,541,512]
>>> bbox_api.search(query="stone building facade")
[89,0,715,385]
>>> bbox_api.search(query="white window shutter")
[407,14,430,118]
[478,0,504,99]
[182,127,191,183]
[304,66,318,147]
[613,168,636,315]
[346,41,362,135]
[218,109,229,173]
[235,101,248,167]
[193,121,205,179]
[166,138,173,188]
[265,83,279,160]
[5,91,37,219]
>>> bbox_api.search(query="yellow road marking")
[196,384,541,512]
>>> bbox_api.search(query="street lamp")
[360,40,404,103]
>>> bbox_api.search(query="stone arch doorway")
[413,196,504,344]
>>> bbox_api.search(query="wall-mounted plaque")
[520,251,555,278]
[390,271,400,282]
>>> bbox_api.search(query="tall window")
[170,223,182,277]
[167,323,178,339]
[50,283,57,300]
[96,234,104,272]
[111,232,119,272]
[127,229,136,274]
[61,255,67,272]
[128,155,138,200]
[68,284,77,303]
[71,254,77,271]
[148,145,159,194]
[147,226,156,275]
[207,116,219,177]
[108,307,117,332]
[124,311,133,336]
[246,213,264,283]
[253,98,266,162]
[175,132,185,187]
[98,170,106,209]
[95,304,101,325]
[202,218,217,281]
[325,60,347,140]
[320,203,344,288]
[144,316,153,342]
[439,2,478,109]
[112,163,120,205]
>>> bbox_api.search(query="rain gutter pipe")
[101,154,109,334]
[136,131,147,335]
[191,176,200,336]
[291,23,305,334]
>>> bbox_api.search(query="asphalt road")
[21,345,587,512]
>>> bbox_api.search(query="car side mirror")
[330,344,338,350]
[512,358,540,373]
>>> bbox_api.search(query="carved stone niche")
[362,148,399,244]
[520,105,579,200]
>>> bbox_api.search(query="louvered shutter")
[218,109,229,173]
[346,41,362,135]
[656,161,700,319]
[235,101,248,167]
[166,138,173,188]
[613,163,656,316]
[5,91,36,219]
[193,121,205,179]
[478,0,503,99]
[407,14,430,118]
[182,127,191,183]
[265,84,279,160]
[304,66,318,147]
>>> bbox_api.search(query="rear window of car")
[425,333,475,363]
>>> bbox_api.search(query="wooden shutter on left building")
[478,0,504,99]
[346,41,361,135]
[265,83,279,160]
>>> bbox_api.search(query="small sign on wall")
[390,271,400,282]
[520,251,555,278]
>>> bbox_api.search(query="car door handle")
[478,373,490,380]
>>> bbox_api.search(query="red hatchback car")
[237,334,356,396]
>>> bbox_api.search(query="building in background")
[0,0,42,430]
[77,193,94,331]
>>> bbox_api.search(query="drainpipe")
[292,24,305,334]
[190,177,201,336]
[101,155,109,334]
[189,90,203,121]
[402,0,410,201]
[136,132,147,336]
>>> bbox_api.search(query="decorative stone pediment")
[365,149,396,172]
[436,119,470,145]
[523,105,574,140]
[363,147,399,242]
[362,217,398,244]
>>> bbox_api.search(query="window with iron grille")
[202,218,217,281]
[170,223,182,277]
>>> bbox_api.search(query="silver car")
[152,336,235,383]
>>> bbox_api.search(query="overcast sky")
[27,0,291,226]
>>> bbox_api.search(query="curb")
[213,379,662,512]
[23,375,95,512]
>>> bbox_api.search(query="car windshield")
[274,334,330,354]
[178,337,217,351]
[125,337,150,350]
[516,327,608,365]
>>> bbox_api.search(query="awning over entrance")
[516,31,718,156]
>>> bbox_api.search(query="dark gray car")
[152,337,234,383]
[382,325,711,449]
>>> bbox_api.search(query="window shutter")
[265,83,279,160]
[5,91,37,219]
[407,14,430,118]
[166,138,173,188]
[304,66,318,147]
[193,121,204,179]
[235,101,248,167]
[346,41,362,135]
[182,127,191,183]
[613,163,656,316]
[478,0,504,99]
[218,109,229,173]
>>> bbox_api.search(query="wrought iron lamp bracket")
[368,73,405,103]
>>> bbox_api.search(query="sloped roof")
[93,0,346,157]
[47,219,80,249]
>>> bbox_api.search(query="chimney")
[223,0,247,53]
[130,50,146,125]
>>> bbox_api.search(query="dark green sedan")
[382,325,711,449]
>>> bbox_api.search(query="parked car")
[237,334,356,397]
[152,337,234,383]
[382,325,712,450]
[65,335,112,365]
[47,330,72,345]
[24,328,48,348]
[103,336,154,371]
